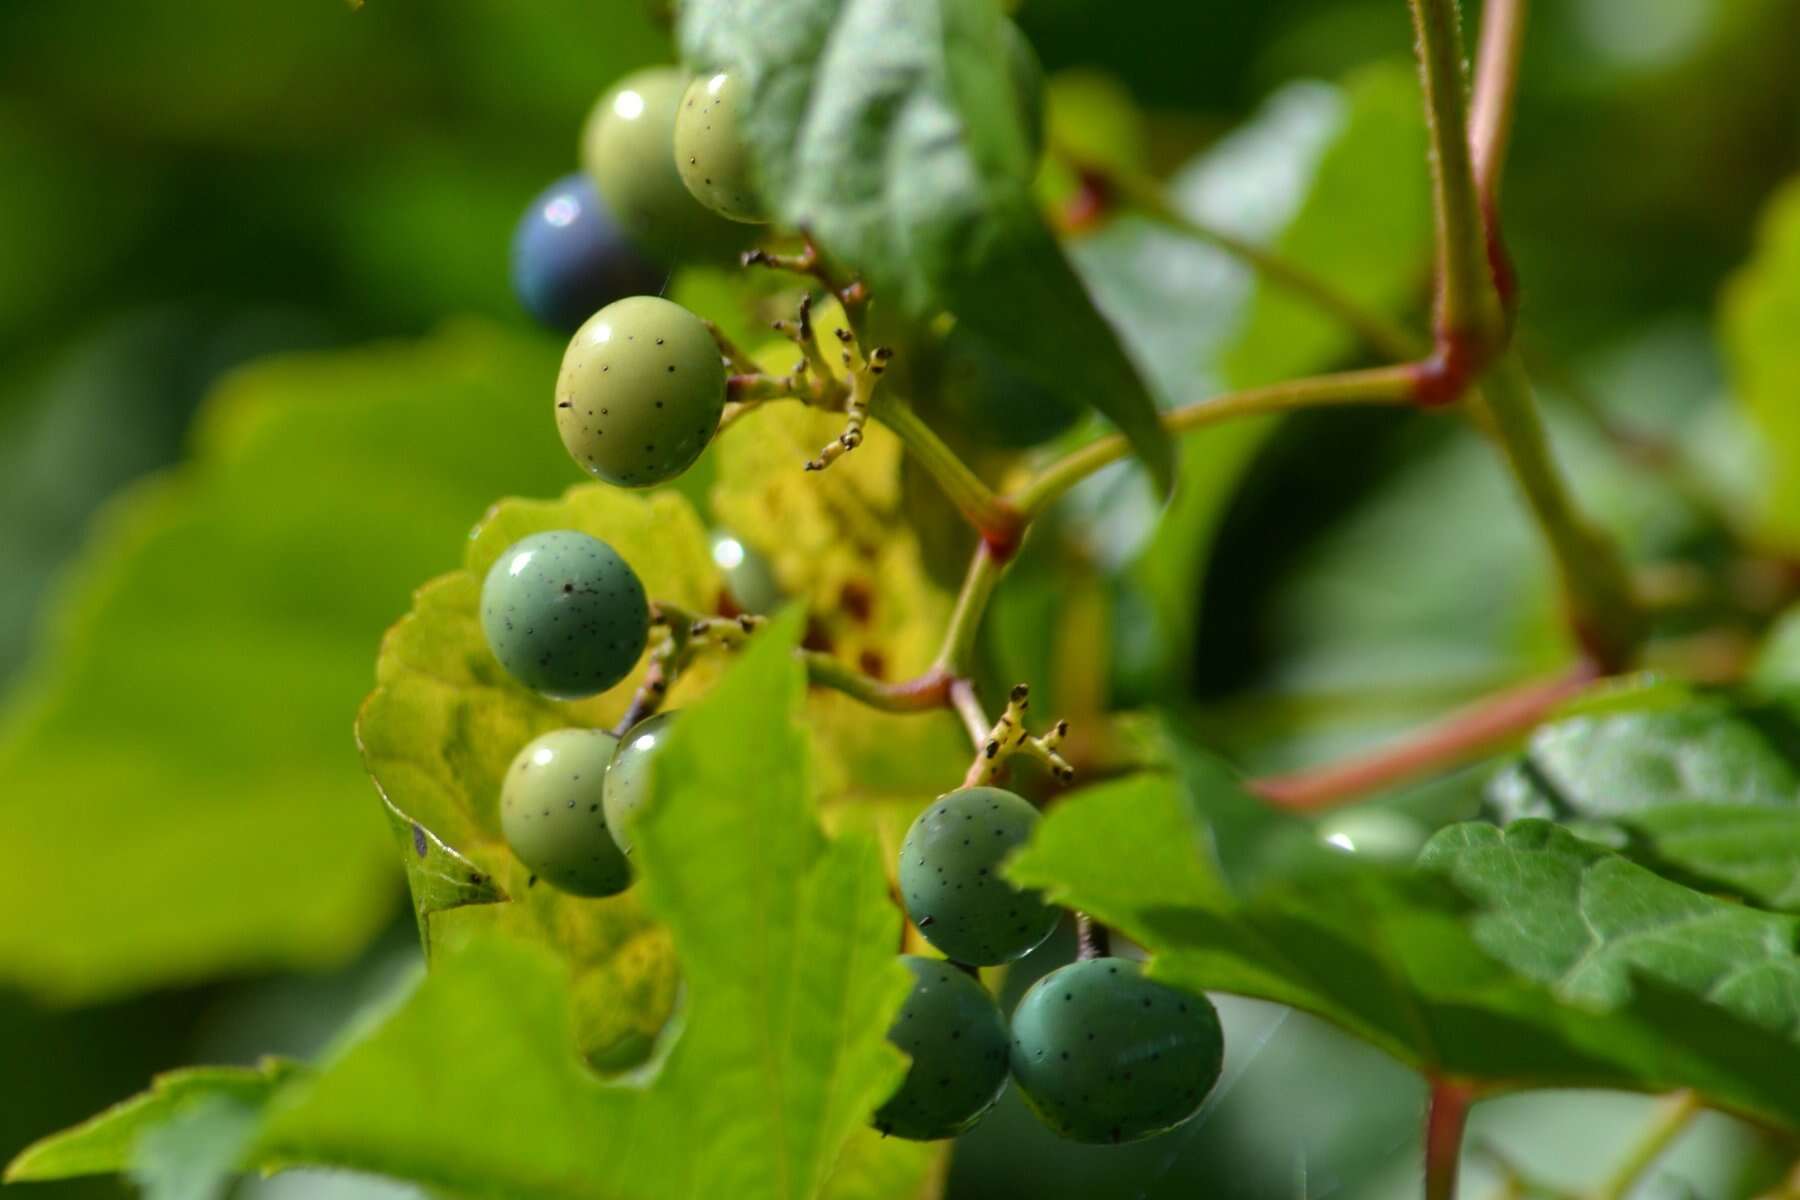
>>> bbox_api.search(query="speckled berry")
[581,67,750,263]
[873,956,1011,1141]
[899,787,1059,965]
[1009,958,1224,1144]
[510,173,664,332]
[709,528,783,614]
[673,71,767,224]
[602,710,678,855]
[555,295,726,488]
[500,728,631,897]
[480,531,649,699]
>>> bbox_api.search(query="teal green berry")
[556,295,727,488]
[673,71,768,224]
[1009,958,1224,1145]
[602,709,678,855]
[480,531,649,699]
[873,956,1011,1141]
[581,67,750,262]
[500,728,631,897]
[899,787,1059,965]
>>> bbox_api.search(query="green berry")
[709,528,783,614]
[480,531,649,699]
[602,710,678,855]
[500,728,631,897]
[1009,958,1224,1144]
[581,67,751,263]
[555,296,727,488]
[673,71,768,224]
[899,787,1059,965]
[873,956,1010,1141]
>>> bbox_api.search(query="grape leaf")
[13,616,919,1200]
[357,483,721,1067]
[1008,738,1800,1129]
[7,1061,299,1185]
[1722,177,1800,552]
[1486,696,1800,911]
[375,793,505,961]
[0,322,581,1003]
[1053,64,1433,697]
[677,0,1173,491]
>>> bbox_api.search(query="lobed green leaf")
[15,616,922,1200]
[1009,736,1800,1130]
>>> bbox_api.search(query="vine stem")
[872,395,1024,549]
[1470,0,1529,203]
[1589,1091,1700,1200]
[1249,662,1597,811]
[1409,0,1505,352]
[935,543,1006,676]
[1425,1080,1475,1200]
[1013,364,1420,517]
[1481,355,1643,670]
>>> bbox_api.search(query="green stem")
[1409,0,1505,346]
[934,544,1005,677]
[1470,0,1529,201]
[1013,364,1418,517]
[1115,171,1427,362]
[1589,1091,1700,1200]
[873,394,1023,543]
[799,653,951,713]
[1481,354,1643,669]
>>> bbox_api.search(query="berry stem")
[703,319,760,375]
[1248,661,1597,812]
[1095,161,1426,363]
[873,394,1024,548]
[1424,1079,1475,1200]
[1012,364,1419,518]
[1075,913,1110,961]
[1590,1091,1701,1200]
[799,655,953,714]
[935,543,1007,678]
[948,678,991,748]
[961,683,1073,788]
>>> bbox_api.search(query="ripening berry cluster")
[481,64,772,913]
[478,47,1225,1151]
[880,787,1224,1144]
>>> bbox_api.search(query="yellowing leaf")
[357,483,721,1066]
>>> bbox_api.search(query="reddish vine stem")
[1248,662,1599,812]
[1470,0,1529,207]
[1424,1079,1475,1200]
